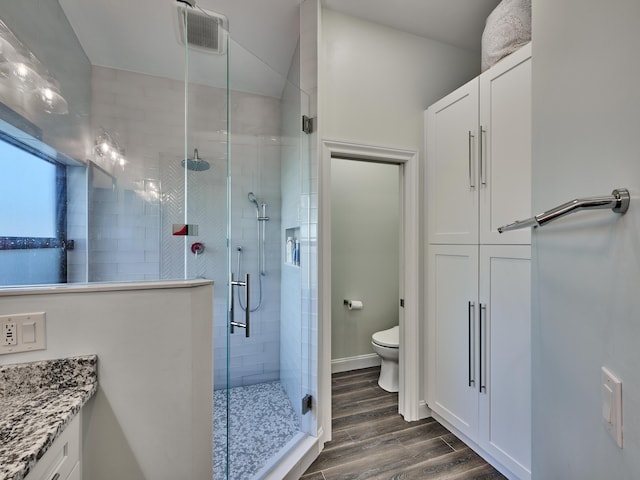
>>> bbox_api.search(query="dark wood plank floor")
[301,367,506,480]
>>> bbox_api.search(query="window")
[0,135,68,286]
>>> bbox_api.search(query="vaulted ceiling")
[58,0,500,96]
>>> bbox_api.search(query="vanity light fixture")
[94,129,126,169]
[27,75,68,114]
[0,19,69,115]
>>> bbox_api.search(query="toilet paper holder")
[343,299,363,310]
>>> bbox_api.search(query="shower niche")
[284,227,300,267]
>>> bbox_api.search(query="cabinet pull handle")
[480,126,487,186]
[468,301,475,387]
[479,303,487,393]
[468,131,475,189]
[51,474,60,480]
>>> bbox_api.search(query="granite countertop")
[0,355,98,480]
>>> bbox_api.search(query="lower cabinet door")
[65,462,80,480]
[479,245,531,479]
[427,244,480,439]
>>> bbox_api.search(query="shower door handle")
[230,273,250,337]
[244,274,250,337]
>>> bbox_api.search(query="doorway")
[320,140,421,445]
[330,158,400,373]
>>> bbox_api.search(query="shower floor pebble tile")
[214,381,299,479]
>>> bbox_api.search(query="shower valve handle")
[191,242,204,255]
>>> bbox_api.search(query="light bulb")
[7,53,39,91]
[29,76,68,115]
[42,87,54,101]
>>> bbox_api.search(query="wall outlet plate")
[0,312,46,355]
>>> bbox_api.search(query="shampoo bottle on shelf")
[294,240,300,266]
[286,237,294,264]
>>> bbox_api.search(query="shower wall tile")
[117,262,159,276]
[117,238,159,252]
[91,251,145,265]
[145,251,160,263]
[92,65,288,391]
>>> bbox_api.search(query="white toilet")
[371,325,399,392]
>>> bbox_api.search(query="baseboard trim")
[418,400,431,420]
[430,411,525,480]
[331,353,381,373]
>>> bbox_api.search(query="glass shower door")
[177,13,316,478]
[220,34,315,479]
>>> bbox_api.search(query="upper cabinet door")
[479,43,532,245]
[426,78,479,244]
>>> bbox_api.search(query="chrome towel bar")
[498,188,630,233]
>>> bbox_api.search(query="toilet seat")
[372,325,399,348]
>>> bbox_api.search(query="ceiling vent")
[177,6,228,54]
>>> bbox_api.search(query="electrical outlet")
[0,312,46,354]
[3,322,17,346]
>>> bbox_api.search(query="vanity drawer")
[25,413,80,480]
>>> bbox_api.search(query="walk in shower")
[0,1,317,478]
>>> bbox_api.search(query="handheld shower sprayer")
[236,192,269,312]
[248,192,260,217]
[248,192,269,221]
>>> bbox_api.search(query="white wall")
[319,7,480,410]
[331,159,399,361]
[532,1,640,477]
[321,8,479,151]
[0,282,213,480]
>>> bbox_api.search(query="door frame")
[319,139,421,443]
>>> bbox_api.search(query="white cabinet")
[426,79,479,244]
[425,43,532,480]
[426,244,479,438]
[426,42,531,245]
[25,413,81,480]
[427,245,531,479]
[479,47,532,245]
[66,462,81,480]
[479,246,531,479]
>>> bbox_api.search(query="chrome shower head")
[182,148,210,171]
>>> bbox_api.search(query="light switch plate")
[602,366,623,448]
